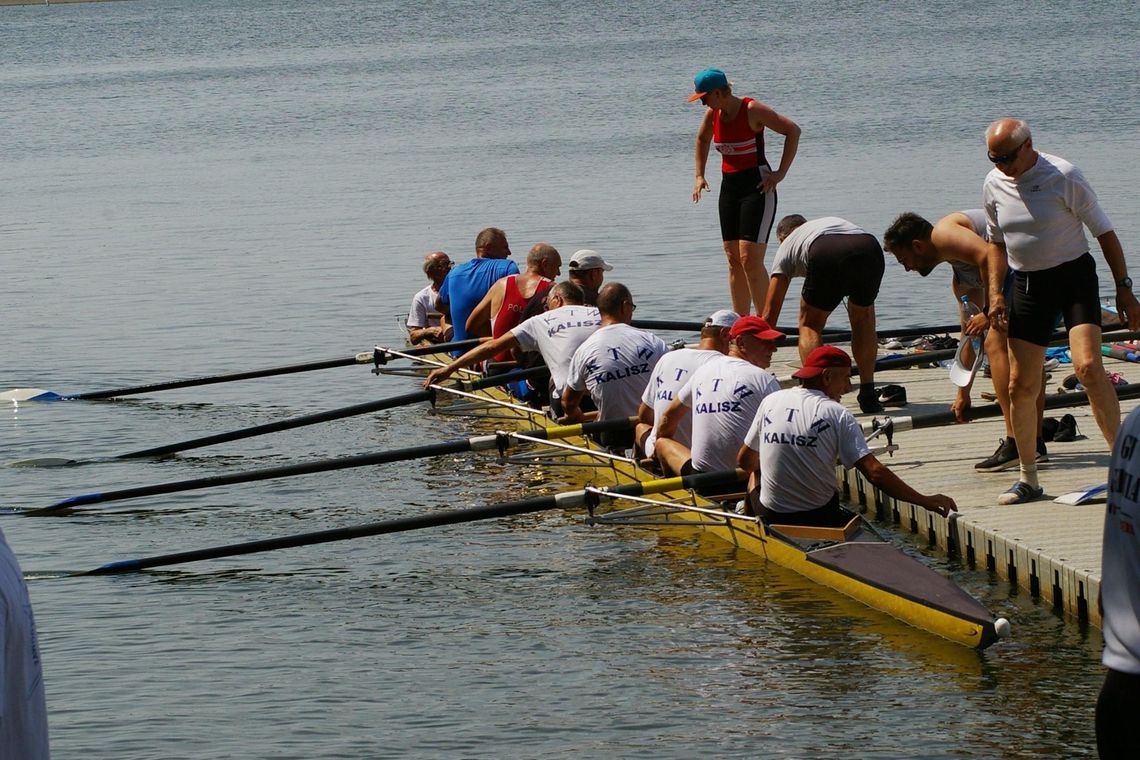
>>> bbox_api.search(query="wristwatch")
[1118,276,1133,289]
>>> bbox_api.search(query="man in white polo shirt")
[635,309,738,461]
[983,117,1140,504]
[653,315,783,477]
[562,282,669,449]
[738,346,956,525]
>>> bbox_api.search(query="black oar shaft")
[85,470,742,575]
[117,366,548,460]
[40,416,636,512]
[71,356,368,401]
[888,382,1140,432]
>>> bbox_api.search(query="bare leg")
[723,241,751,315]
[986,330,1014,437]
[798,299,830,365]
[1007,337,1046,469]
[1070,323,1120,448]
[847,302,878,388]
[740,241,769,314]
[652,437,693,477]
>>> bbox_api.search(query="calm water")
[3,0,1138,757]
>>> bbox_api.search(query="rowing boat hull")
[421,361,1001,649]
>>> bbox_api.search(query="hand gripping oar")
[81,469,744,575]
[113,365,549,460]
[29,416,637,515]
[1,339,485,403]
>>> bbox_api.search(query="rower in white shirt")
[635,309,738,460]
[654,315,783,476]
[562,282,669,449]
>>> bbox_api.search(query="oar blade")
[1,388,66,403]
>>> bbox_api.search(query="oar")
[862,382,1140,434]
[81,469,744,575]
[111,365,549,460]
[29,417,637,515]
[1,339,486,403]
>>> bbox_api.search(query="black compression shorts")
[1097,668,1140,759]
[1008,253,1100,346]
[718,166,776,243]
[801,233,885,312]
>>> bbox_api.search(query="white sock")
[1019,463,1039,488]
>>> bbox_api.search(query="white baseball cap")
[568,250,614,272]
[704,309,740,328]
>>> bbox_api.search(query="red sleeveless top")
[492,275,553,361]
[713,96,766,173]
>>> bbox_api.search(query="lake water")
[3,0,1138,756]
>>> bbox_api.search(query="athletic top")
[1103,407,1140,674]
[713,97,766,174]
[640,347,721,456]
[510,305,601,395]
[678,355,780,472]
[744,387,871,514]
[491,276,553,362]
[949,209,990,291]
[771,217,869,279]
[406,284,442,329]
[438,258,520,345]
[983,152,1114,272]
[0,529,50,760]
[566,324,669,421]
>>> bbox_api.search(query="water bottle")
[960,295,983,351]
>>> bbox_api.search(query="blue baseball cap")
[688,68,728,102]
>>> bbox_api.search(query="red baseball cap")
[728,315,785,342]
[792,346,852,379]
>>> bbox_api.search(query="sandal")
[997,480,1044,505]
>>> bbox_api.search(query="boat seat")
[768,515,861,542]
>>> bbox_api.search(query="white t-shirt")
[744,387,871,514]
[983,152,1114,272]
[406,284,442,329]
[771,217,869,279]
[510,305,601,395]
[567,323,669,420]
[0,529,49,760]
[1102,407,1140,674]
[679,355,780,472]
[640,348,721,456]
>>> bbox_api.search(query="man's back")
[567,323,668,420]
[683,355,779,472]
[640,347,721,455]
[440,257,519,344]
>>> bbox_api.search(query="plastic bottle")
[960,295,983,350]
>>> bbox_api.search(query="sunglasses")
[987,138,1027,165]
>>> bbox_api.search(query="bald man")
[983,117,1140,504]
[406,251,454,345]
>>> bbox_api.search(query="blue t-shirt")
[439,257,520,347]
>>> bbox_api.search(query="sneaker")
[1041,417,1059,442]
[857,391,885,414]
[997,480,1044,505]
[975,437,1019,472]
[1036,436,1048,463]
[1053,413,1080,442]
[877,383,907,406]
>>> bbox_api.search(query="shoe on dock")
[997,480,1045,505]
[975,437,1046,472]
[857,390,885,414]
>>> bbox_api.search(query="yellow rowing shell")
[423,362,1004,649]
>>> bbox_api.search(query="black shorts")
[1008,253,1100,347]
[801,233,885,312]
[718,166,776,243]
[756,492,850,528]
[1096,668,1140,758]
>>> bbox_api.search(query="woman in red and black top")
[690,68,800,316]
